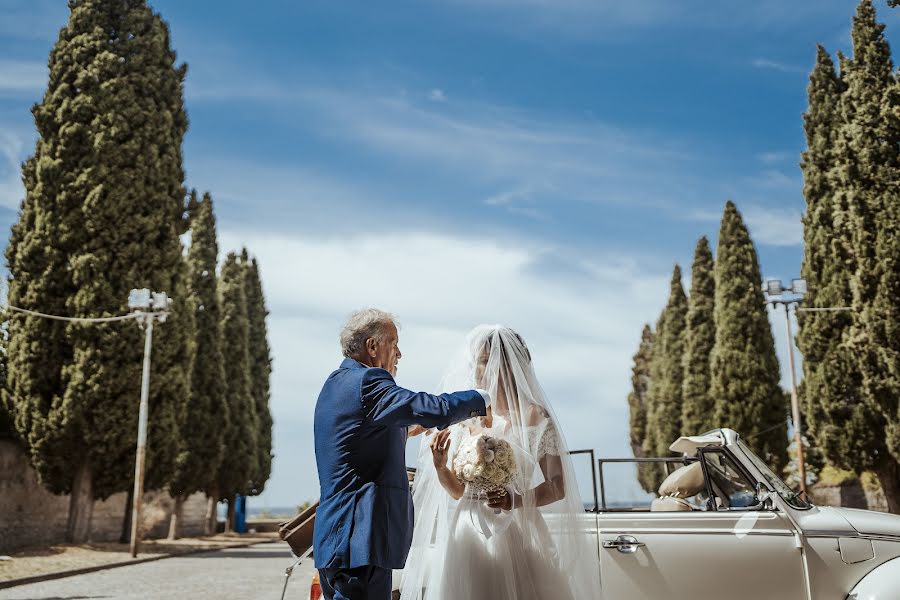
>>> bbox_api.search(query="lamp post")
[763,278,808,494]
[127,288,171,558]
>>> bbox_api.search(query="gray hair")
[340,308,398,358]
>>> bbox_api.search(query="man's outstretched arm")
[361,368,489,429]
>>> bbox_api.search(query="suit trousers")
[318,565,391,600]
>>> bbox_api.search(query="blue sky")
[1,0,896,509]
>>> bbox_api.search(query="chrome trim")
[802,530,860,538]
[800,530,900,543]
[598,528,795,536]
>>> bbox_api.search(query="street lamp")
[763,279,808,494]
[128,288,171,558]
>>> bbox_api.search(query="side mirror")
[755,482,776,510]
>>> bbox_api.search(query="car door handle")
[603,535,645,554]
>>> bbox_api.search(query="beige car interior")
[650,462,707,512]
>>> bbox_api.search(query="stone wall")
[809,478,889,513]
[0,439,209,553]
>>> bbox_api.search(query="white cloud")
[756,151,795,165]
[750,58,807,74]
[0,1,66,42]
[188,77,805,250]
[437,0,851,37]
[0,60,46,95]
[0,131,25,210]
[681,202,803,248]
[752,169,800,190]
[742,205,803,247]
[290,85,697,213]
[428,88,447,102]
[484,183,553,221]
[442,0,678,31]
[219,228,668,506]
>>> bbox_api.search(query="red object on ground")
[309,571,322,600]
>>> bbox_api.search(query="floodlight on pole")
[128,288,151,311]
[128,289,171,558]
[766,280,784,297]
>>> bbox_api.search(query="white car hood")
[796,505,857,534]
[834,507,900,539]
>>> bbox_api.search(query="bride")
[399,325,603,600]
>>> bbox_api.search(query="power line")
[1,304,143,324]
[744,421,790,441]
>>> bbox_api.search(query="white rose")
[462,464,475,480]
[483,449,495,463]
[494,448,510,464]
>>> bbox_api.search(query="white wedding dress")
[437,423,575,600]
[400,325,603,600]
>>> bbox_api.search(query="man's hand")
[407,425,429,438]
[430,428,452,469]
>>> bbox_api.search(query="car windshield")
[737,440,812,510]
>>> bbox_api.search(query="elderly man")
[313,309,489,600]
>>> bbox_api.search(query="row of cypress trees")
[629,202,788,492]
[0,0,273,541]
[798,0,900,513]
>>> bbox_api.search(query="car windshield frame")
[737,439,812,510]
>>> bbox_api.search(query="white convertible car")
[588,428,900,600]
[302,427,899,600]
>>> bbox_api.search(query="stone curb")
[0,538,278,590]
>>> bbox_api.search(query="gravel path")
[0,543,316,600]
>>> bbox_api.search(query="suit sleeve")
[360,368,487,429]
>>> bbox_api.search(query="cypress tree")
[796,43,896,509]
[799,47,843,319]
[4,0,191,542]
[710,201,788,473]
[243,249,273,496]
[871,66,900,514]
[681,237,716,434]
[627,324,657,493]
[835,0,900,511]
[0,323,11,440]
[215,252,257,529]
[640,306,667,492]
[644,265,687,458]
[167,192,227,538]
[627,324,653,458]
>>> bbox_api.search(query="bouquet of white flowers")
[452,433,518,494]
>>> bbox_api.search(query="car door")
[598,449,808,600]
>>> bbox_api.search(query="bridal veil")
[399,325,603,599]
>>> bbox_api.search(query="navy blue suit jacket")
[313,358,486,570]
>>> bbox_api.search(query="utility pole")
[128,289,171,558]
[763,279,808,495]
[763,279,856,495]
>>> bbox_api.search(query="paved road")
[0,543,316,600]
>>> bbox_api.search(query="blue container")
[235,495,247,533]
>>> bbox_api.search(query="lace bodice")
[525,424,560,457]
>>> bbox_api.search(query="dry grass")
[0,532,278,583]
